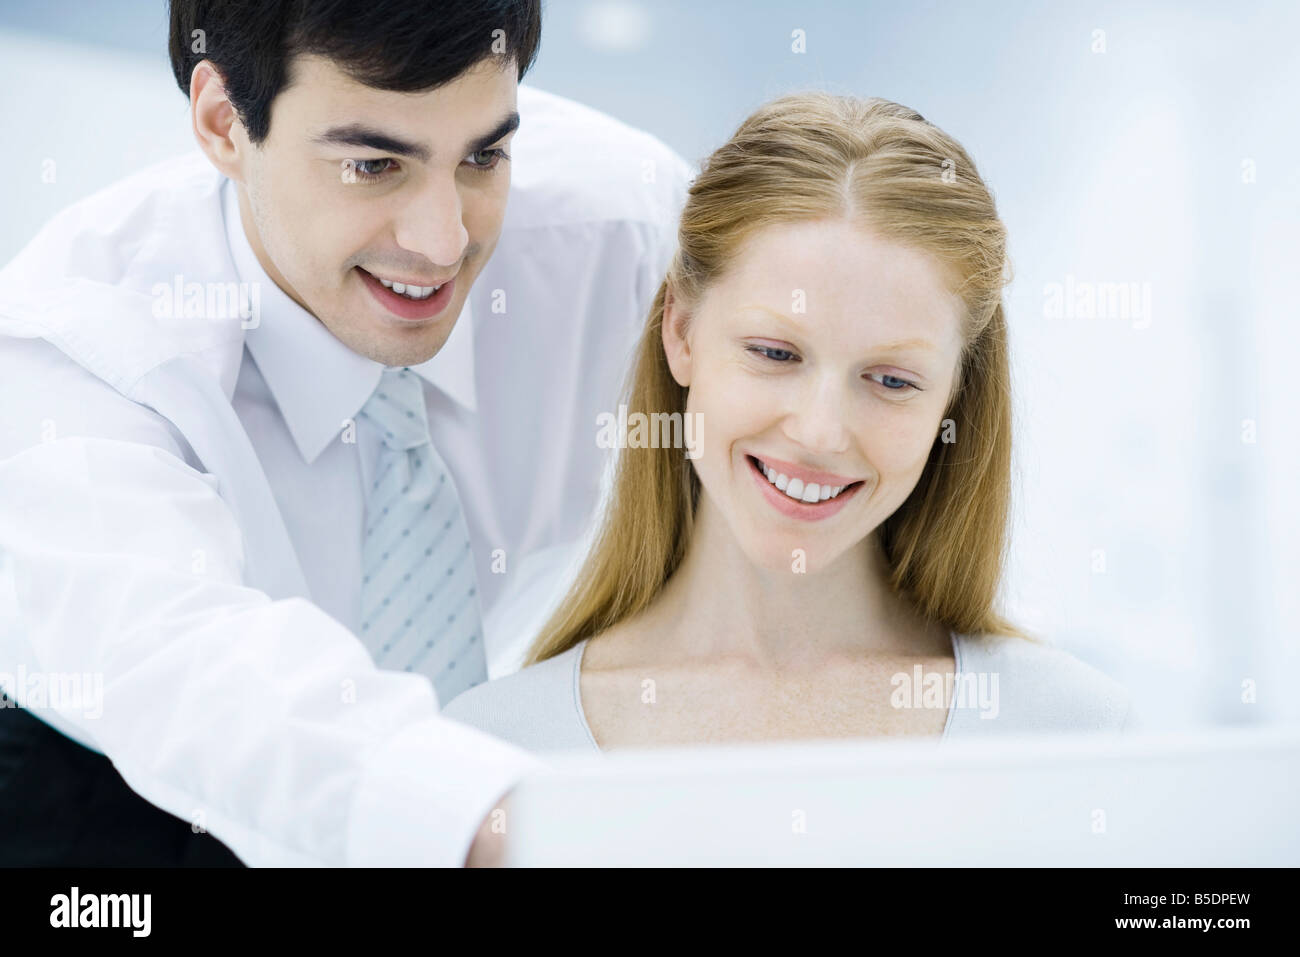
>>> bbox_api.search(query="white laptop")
[507,724,1300,866]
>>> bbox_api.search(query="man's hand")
[464,791,513,867]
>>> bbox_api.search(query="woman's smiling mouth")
[745,453,866,521]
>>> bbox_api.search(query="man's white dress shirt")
[0,84,692,866]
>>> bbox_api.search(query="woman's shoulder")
[949,631,1137,736]
[441,641,598,753]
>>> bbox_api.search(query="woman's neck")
[637,494,942,673]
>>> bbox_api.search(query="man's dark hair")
[169,0,542,144]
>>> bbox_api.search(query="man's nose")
[392,173,470,270]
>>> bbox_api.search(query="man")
[0,0,690,866]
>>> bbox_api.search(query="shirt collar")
[221,179,477,465]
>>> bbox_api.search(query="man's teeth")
[757,459,849,503]
[377,276,443,300]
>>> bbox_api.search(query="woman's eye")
[748,345,797,362]
[870,373,919,392]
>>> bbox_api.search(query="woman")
[444,92,1135,751]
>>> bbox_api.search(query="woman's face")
[662,218,967,574]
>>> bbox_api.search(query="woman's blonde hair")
[525,91,1032,666]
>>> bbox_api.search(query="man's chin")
[332,318,455,369]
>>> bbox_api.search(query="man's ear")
[661,283,693,388]
[191,60,247,181]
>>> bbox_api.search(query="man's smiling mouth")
[356,266,456,321]
[358,267,453,301]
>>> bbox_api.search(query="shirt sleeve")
[0,339,543,866]
[633,146,694,324]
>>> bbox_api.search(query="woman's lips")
[746,454,864,521]
[746,452,861,488]
[357,266,455,322]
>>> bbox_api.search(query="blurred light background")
[2,1,1296,731]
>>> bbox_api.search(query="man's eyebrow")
[311,110,521,164]
[738,305,938,354]
[467,111,521,154]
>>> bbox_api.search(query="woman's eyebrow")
[865,337,938,355]
[311,111,521,163]
[737,304,938,354]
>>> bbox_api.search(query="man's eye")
[465,147,510,172]
[344,158,398,183]
[747,345,797,362]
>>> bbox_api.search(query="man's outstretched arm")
[0,342,542,866]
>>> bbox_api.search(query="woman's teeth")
[377,277,443,300]
[755,458,850,504]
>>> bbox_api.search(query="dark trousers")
[0,691,244,866]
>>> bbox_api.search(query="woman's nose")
[781,374,851,454]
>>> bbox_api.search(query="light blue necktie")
[357,367,487,705]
